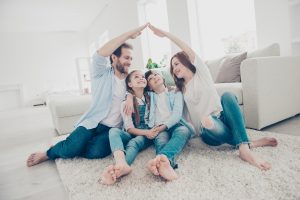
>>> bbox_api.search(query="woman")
[101,70,157,185]
[148,24,277,170]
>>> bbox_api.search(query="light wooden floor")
[0,106,299,200]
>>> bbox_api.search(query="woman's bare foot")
[156,155,178,181]
[239,144,271,171]
[100,165,117,185]
[147,158,159,176]
[113,163,132,178]
[27,152,49,167]
[250,137,278,148]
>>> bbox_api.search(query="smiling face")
[112,47,133,74]
[171,56,190,79]
[127,70,147,90]
[146,71,164,91]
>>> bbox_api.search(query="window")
[188,0,257,60]
[137,0,171,68]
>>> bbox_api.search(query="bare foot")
[156,155,178,181]
[100,165,117,185]
[147,158,159,176]
[27,152,49,167]
[250,137,278,148]
[113,163,132,178]
[239,144,271,171]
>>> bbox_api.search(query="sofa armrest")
[241,56,300,129]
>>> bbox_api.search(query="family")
[27,23,278,185]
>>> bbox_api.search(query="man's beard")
[116,62,128,74]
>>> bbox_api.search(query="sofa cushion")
[205,57,225,82]
[215,52,247,83]
[247,43,280,58]
[215,83,243,105]
[205,43,280,82]
[48,95,91,118]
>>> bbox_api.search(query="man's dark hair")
[110,43,133,64]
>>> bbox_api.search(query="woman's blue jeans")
[200,92,249,147]
[47,124,111,160]
[154,124,191,168]
[109,128,153,165]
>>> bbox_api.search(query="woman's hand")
[123,93,134,116]
[148,24,167,38]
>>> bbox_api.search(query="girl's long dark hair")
[170,51,196,92]
[125,70,150,126]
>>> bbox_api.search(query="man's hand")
[129,23,149,39]
[148,24,167,38]
[123,93,134,116]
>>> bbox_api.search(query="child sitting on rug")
[100,70,158,185]
[145,70,194,181]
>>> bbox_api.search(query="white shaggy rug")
[54,130,300,200]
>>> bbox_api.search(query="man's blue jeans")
[200,92,249,147]
[154,124,191,168]
[47,124,111,160]
[109,128,152,165]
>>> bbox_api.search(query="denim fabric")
[109,128,152,165]
[154,124,191,168]
[47,124,111,160]
[200,92,249,147]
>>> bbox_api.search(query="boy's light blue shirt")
[147,90,195,136]
[74,53,125,130]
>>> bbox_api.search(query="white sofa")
[48,44,300,135]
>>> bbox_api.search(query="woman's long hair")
[125,70,150,126]
[170,51,196,92]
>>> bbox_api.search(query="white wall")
[86,0,144,68]
[254,0,292,56]
[0,31,88,105]
[166,0,192,54]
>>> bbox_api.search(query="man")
[27,24,148,167]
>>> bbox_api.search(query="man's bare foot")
[100,165,117,185]
[147,158,159,176]
[156,155,178,181]
[239,144,271,171]
[250,137,278,148]
[27,152,49,167]
[113,163,132,178]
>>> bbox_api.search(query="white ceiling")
[0,0,109,32]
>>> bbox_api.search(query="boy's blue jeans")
[200,92,249,147]
[154,124,191,168]
[109,128,153,165]
[47,124,111,160]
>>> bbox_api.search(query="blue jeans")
[47,124,111,160]
[109,128,153,165]
[200,92,249,147]
[154,124,191,168]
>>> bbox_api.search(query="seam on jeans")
[112,149,126,153]
[235,141,250,149]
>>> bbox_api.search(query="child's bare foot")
[114,163,132,178]
[100,165,117,185]
[239,144,271,171]
[147,158,159,176]
[27,152,49,167]
[250,137,278,148]
[156,155,178,181]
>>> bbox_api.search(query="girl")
[101,70,158,185]
[145,70,193,181]
[148,24,277,171]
